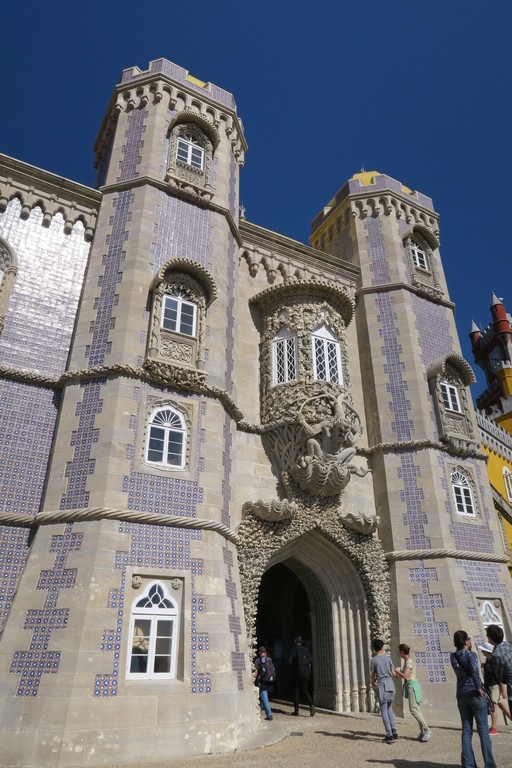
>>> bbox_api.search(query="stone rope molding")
[386,548,509,564]
[0,507,238,544]
[0,362,487,458]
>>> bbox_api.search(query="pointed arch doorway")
[255,530,372,712]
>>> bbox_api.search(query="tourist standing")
[370,639,397,743]
[288,635,315,716]
[450,630,497,768]
[395,643,431,742]
[486,624,512,720]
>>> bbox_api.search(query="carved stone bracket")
[242,498,297,521]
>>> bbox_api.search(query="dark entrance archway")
[253,531,373,712]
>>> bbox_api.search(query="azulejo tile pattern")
[10,525,82,696]
[0,201,90,634]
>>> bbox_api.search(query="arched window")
[451,469,475,516]
[440,380,461,413]
[176,133,204,170]
[161,289,197,336]
[503,468,512,503]
[273,329,297,385]
[410,239,428,272]
[312,325,342,384]
[127,581,178,679]
[146,407,186,468]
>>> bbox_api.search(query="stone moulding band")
[386,548,509,564]
[0,507,238,544]
[0,362,487,460]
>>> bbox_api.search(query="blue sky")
[2,0,510,398]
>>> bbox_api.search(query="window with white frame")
[273,329,298,385]
[504,467,512,503]
[440,381,461,413]
[312,325,342,384]
[161,290,197,337]
[146,407,186,468]
[410,239,429,271]
[451,469,475,516]
[127,581,178,679]
[176,133,204,170]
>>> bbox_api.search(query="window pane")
[275,339,286,384]
[166,432,184,466]
[326,340,339,383]
[130,619,150,673]
[153,655,171,673]
[157,620,173,637]
[162,297,179,330]
[148,426,166,462]
[315,338,327,380]
[179,302,195,335]
[190,146,203,169]
[286,338,296,380]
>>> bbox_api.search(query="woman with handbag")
[450,630,497,768]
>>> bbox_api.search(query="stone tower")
[310,171,512,708]
[0,64,511,768]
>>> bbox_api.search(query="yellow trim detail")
[187,74,207,88]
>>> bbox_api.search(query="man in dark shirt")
[486,624,512,714]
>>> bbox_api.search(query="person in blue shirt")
[450,630,497,768]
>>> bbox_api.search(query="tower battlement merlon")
[310,171,438,243]
[93,59,247,174]
[0,153,101,241]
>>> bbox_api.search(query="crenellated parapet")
[0,154,100,241]
[310,171,439,252]
[94,61,247,172]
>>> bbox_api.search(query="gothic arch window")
[312,324,342,384]
[451,468,476,517]
[0,237,18,334]
[503,467,512,503]
[272,328,298,385]
[166,115,219,200]
[404,229,443,300]
[146,407,186,469]
[426,354,476,452]
[146,260,216,376]
[126,581,178,680]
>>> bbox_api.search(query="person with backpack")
[288,635,315,716]
[450,630,497,768]
[478,640,511,734]
[370,639,397,743]
[254,646,275,721]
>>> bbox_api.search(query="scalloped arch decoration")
[426,353,476,386]
[149,258,217,306]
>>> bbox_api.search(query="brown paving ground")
[110,702,512,768]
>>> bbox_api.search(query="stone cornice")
[491,486,512,527]
[99,175,243,247]
[249,277,355,326]
[0,154,101,241]
[311,181,439,241]
[355,281,455,310]
[240,219,360,284]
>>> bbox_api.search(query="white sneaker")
[420,729,432,742]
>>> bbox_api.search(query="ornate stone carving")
[166,119,214,194]
[339,510,379,534]
[427,354,478,454]
[242,499,297,521]
[160,337,194,364]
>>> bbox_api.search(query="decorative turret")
[469,319,481,351]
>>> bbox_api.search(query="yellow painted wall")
[483,444,512,574]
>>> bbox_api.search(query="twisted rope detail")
[0,507,238,544]
[386,548,509,564]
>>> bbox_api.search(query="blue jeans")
[379,699,396,737]
[259,687,272,717]
[457,692,497,768]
